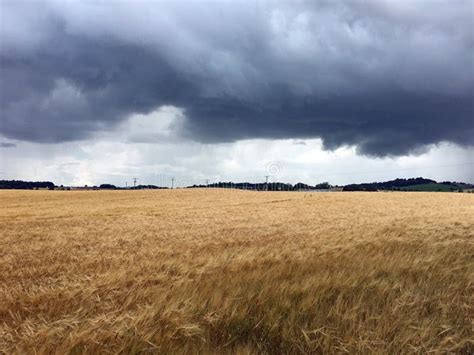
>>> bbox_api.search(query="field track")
[1,189,473,353]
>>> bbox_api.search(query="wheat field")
[0,189,473,353]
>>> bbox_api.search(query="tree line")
[1,178,472,191]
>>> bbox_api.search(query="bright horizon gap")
[1,139,472,187]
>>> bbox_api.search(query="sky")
[0,0,473,187]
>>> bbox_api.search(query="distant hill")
[342,178,473,192]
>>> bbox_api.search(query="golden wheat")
[0,189,473,353]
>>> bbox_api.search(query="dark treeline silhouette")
[342,178,473,191]
[131,185,167,190]
[1,178,472,191]
[343,177,431,191]
[0,180,55,189]
[188,181,333,191]
[100,184,167,190]
[99,184,117,189]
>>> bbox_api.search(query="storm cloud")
[0,0,473,156]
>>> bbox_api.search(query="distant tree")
[294,182,313,190]
[315,182,331,189]
[99,184,117,189]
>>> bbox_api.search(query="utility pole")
[265,175,269,191]
[171,177,175,189]
[205,179,210,188]
[125,181,128,189]
[133,178,137,188]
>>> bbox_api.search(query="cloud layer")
[1,0,473,156]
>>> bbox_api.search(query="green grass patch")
[400,183,460,192]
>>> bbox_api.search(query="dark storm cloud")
[0,0,473,156]
[0,18,197,142]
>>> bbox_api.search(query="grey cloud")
[0,0,473,156]
[0,142,16,148]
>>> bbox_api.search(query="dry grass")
[0,189,473,353]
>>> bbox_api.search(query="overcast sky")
[1,0,473,186]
